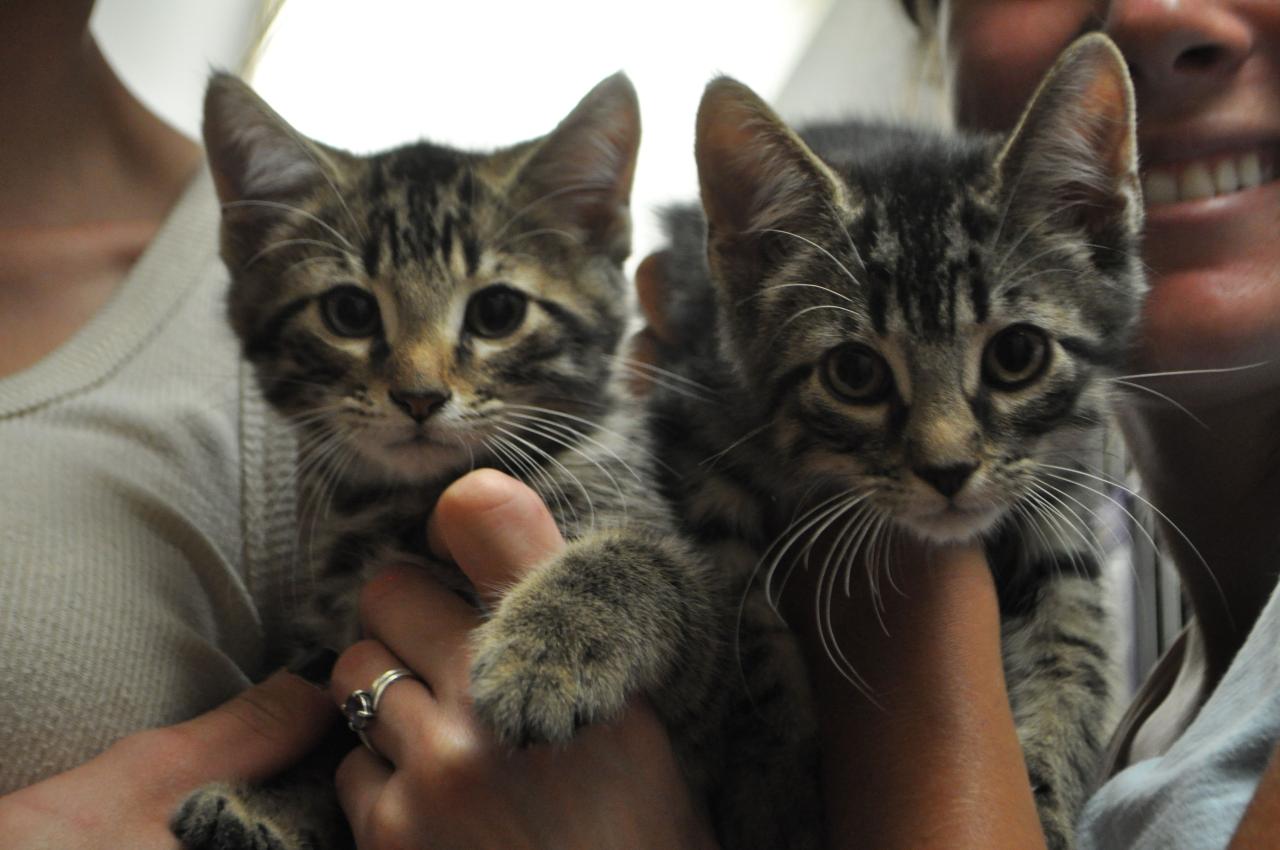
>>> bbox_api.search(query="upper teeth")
[1143,150,1274,205]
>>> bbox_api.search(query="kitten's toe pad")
[172,784,297,850]
[469,619,627,747]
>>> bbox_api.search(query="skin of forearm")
[787,543,1047,850]
[1227,741,1280,849]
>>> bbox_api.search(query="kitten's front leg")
[468,529,718,747]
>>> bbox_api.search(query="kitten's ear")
[511,72,641,263]
[202,72,336,206]
[695,77,846,299]
[993,34,1142,263]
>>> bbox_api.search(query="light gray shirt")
[0,169,301,792]
[1078,578,1280,848]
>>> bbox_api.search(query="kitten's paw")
[468,614,629,747]
[171,784,304,850]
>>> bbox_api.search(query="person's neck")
[0,4,200,231]
[1121,382,1280,684]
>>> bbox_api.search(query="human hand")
[0,671,335,849]
[329,469,719,850]
[778,533,1046,850]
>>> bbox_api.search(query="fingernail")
[288,647,339,687]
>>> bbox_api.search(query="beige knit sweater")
[0,169,302,792]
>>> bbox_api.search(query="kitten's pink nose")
[389,389,451,423]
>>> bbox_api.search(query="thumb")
[168,669,336,783]
[427,468,566,607]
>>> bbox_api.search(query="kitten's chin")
[902,505,1004,544]
[358,438,478,484]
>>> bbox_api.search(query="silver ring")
[370,667,418,712]
[343,668,419,757]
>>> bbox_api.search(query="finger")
[335,745,394,844]
[170,670,337,783]
[427,468,565,607]
[635,250,676,343]
[626,328,661,395]
[358,564,479,695]
[330,639,435,766]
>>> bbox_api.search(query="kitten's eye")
[983,325,1051,390]
[465,285,528,339]
[320,285,381,337]
[822,343,893,404]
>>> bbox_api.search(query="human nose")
[1105,0,1254,104]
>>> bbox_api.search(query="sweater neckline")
[0,168,218,418]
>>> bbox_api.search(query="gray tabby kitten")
[172,73,733,850]
[651,34,1142,850]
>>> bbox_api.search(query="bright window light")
[252,0,833,267]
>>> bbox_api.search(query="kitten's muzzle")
[389,388,451,423]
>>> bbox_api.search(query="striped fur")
[175,74,740,850]
[653,35,1142,849]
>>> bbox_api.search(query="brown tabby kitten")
[651,35,1142,850]
[171,74,739,850]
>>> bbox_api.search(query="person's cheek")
[946,0,1095,133]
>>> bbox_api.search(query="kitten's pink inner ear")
[203,74,326,205]
[514,72,640,260]
[695,83,762,234]
[695,78,836,241]
[1078,58,1137,182]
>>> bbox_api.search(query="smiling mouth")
[1142,145,1277,206]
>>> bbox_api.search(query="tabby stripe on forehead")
[868,280,889,335]
[247,296,312,358]
[462,229,481,276]
[440,214,454,265]
[363,224,382,277]
[969,273,990,324]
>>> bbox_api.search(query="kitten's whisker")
[1019,487,1087,577]
[735,282,858,309]
[1113,362,1270,381]
[503,403,670,476]
[281,254,349,276]
[493,425,599,532]
[1109,379,1208,429]
[486,435,577,529]
[606,354,718,396]
[823,197,867,273]
[608,360,717,403]
[489,181,616,245]
[285,136,367,244]
[244,238,358,271]
[777,303,864,334]
[815,504,879,702]
[1038,464,1232,629]
[1028,481,1108,574]
[701,422,773,470]
[755,227,865,291]
[221,199,356,250]
[757,489,861,613]
[494,227,582,251]
[499,416,629,512]
[769,491,874,611]
[991,206,1070,278]
[501,409,645,485]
